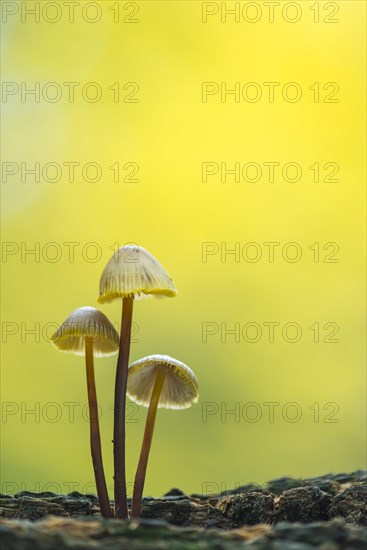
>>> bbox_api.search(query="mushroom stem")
[114,296,134,519]
[131,369,166,518]
[85,338,112,518]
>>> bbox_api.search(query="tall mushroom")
[51,306,119,518]
[97,245,177,518]
[126,354,199,518]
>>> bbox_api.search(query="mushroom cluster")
[51,245,199,519]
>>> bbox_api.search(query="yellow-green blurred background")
[1,1,366,497]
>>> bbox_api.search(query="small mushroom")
[98,245,177,518]
[51,306,118,518]
[126,354,199,517]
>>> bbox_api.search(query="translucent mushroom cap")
[127,354,199,410]
[97,245,177,303]
[51,307,119,357]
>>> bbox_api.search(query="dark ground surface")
[0,471,366,549]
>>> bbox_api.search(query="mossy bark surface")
[1,471,366,549]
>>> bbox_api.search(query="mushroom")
[51,306,118,518]
[97,245,177,518]
[126,354,199,517]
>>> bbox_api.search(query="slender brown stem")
[131,369,166,518]
[114,296,134,519]
[85,338,112,518]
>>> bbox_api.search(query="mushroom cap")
[51,306,119,357]
[127,354,199,410]
[97,245,177,303]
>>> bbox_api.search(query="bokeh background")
[1,1,366,497]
